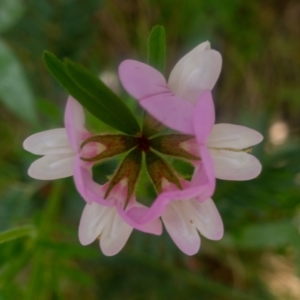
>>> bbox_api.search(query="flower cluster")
[24,41,263,256]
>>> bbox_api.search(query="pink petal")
[23,129,73,155]
[210,150,262,180]
[64,97,89,151]
[162,201,200,256]
[118,60,194,134]
[169,42,222,105]
[193,91,215,144]
[207,124,264,149]
[28,153,74,180]
[73,155,108,205]
[188,198,223,240]
[118,60,168,99]
[140,93,194,134]
[117,204,162,235]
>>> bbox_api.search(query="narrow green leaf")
[147,25,166,73]
[43,51,140,135]
[0,225,34,244]
[65,59,141,135]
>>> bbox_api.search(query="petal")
[100,210,133,256]
[140,93,194,134]
[79,202,114,245]
[28,153,74,180]
[168,42,222,105]
[23,128,74,155]
[118,60,168,99]
[193,91,215,143]
[162,201,200,256]
[73,156,108,205]
[210,149,262,180]
[118,204,163,235]
[64,97,88,151]
[188,198,223,240]
[119,60,194,134]
[207,124,264,149]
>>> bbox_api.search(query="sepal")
[145,150,182,193]
[150,134,200,161]
[80,134,137,162]
[104,147,142,208]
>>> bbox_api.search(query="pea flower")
[23,97,162,255]
[118,41,263,183]
[118,41,263,253]
[74,103,216,228]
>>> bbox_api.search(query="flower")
[74,112,216,226]
[118,41,221,135]
[117,41,263,243]
[23,97,163,255]
[118,41,263,183]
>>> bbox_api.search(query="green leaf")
[0,225,34,244]
[43,51,140,135]
[147,25,166,73]
[0,40,37,123]
[0,0,24,33]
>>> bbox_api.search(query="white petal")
[207,124,263,149]
[210,149,262,180]
[187,198,223,240]
[168,42,222,105]
[79,203,115,245]
[100,210,133,256]
[28,153,74,180]
[23,128,74,155]
[162,202,200,256]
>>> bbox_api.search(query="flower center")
[81,132,198,208]
[137,135,150,152]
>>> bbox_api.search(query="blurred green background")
[1,0,300,299]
